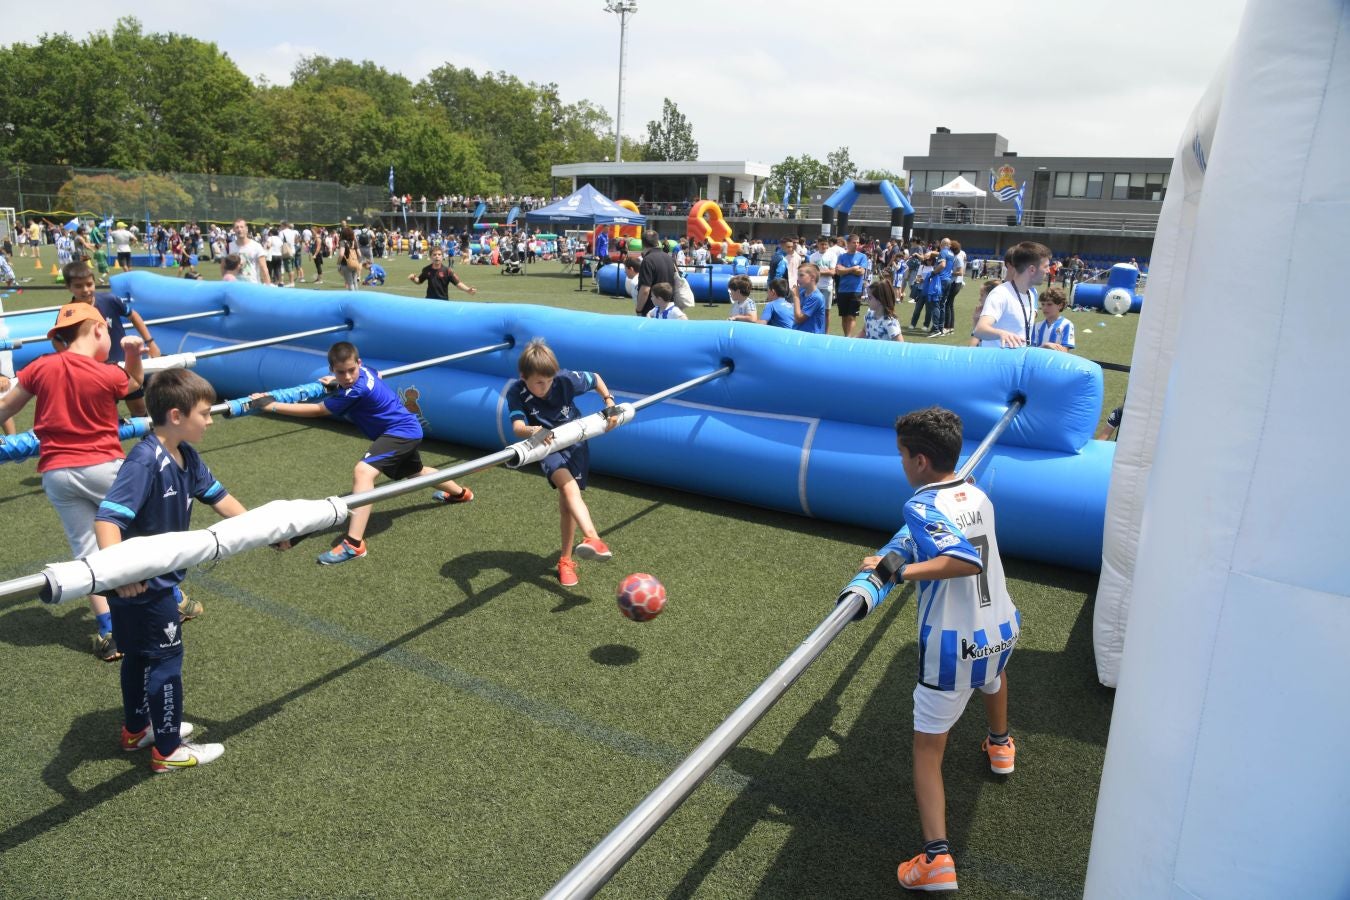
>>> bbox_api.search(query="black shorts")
[835,291,862,317]
[362,435,424,480]
[117,251,132,268]
[109,586,184,659]
[540,443,589,490]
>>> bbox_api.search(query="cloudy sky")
[11,0,1249,168]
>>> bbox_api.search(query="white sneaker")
[122,720,195,751]
[151,740,224,773]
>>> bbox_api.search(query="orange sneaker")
[558,558,579,587]
[897,851,958,892]
[573,537,612,561]
[432,486,474,505]
[982,735,1016,775]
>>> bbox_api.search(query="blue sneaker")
[317,539,366,566]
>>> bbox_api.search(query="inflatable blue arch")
[6,272,1114,570]
[822,179,915,241]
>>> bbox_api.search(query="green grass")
[0,244,1124,897]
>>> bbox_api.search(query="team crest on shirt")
[398,385,430,430]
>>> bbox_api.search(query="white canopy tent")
[930,175,986,225]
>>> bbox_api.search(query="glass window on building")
[961,171,978,185]
[1085,172,1104,199]
[1146,172,1167,201]
[1113,173,1130,200]
[1055,172,1072,197]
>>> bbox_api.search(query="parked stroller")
[500,252,523,275]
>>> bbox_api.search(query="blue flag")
[795,182,802,207]
[506,205,520,225]
[781,177,791,208]
[1014,182,1026,226]
[436,203,443,234]
[388,166,395,196]
[473,201,487,223]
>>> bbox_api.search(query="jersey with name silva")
[96,435,227,591]
[878,478,1020,691]
[322,366,422,441]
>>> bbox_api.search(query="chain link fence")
[0,163,385,226]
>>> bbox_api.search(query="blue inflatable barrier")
[8,272,1113,570]
[597,263,743,304]
[1071,264,1144,314]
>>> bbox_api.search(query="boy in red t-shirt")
[0,304,145,660]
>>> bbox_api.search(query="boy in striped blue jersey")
[860,406,1020,892]
[1030,286,1075,352]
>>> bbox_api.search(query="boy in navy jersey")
[860,406,1020,893]
[252,341,474,564]
[61,261,161,418]
[95,369,290,772]
[506,339,618,587]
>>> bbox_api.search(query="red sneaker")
[897,851,958,892]
[558,558,579,587]
[573,538,612,561]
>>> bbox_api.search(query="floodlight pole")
[607,0,638,163]
[544,396,1026,900]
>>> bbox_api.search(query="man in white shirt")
[809,235,841,312]
[973,242,1050,348]
[110,223,136,270]
[231,219,272,286]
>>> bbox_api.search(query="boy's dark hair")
[623,255,640,272]
[221,253,241,273]
[651,282,674,303]
[62,261,95,283]
[1007,241,1050,273]
[895,406,963,473]
[767,277,789,299]
[727,274,752,295]
[147,368,216,426]
[518,338,560,377]
[1042,286,1068,308]
[642,231,661,249]
[328,341,359,368]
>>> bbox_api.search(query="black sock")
[923,839,950,862]
[345,534,364,547]
[988,729,1010,746]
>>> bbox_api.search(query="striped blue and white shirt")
[1031,316,1075,350]
[877,478,1020,691]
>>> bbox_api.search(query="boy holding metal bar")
[61,261,161,418]
[506,338,618,587]
[250,340,474,565]
[0,304,144,661]
[95,368,291,772]
[858,406,1020,893]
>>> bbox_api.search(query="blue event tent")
[524,184,647,227]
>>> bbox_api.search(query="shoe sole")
[989,761,1014,774]
[898,882,959,892]
[573,544,612,561]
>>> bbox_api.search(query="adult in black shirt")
[635,231,676,316]
[408,247,478,299]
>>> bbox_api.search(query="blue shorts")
[540,444,589,490]
[109,585,185,659]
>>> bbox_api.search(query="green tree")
[859,168,906,187]
[769,155,829,203]
[826,146,858,185]
[643,98,698,161]
[291,56,415,119]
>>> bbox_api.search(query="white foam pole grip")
[42,497,347,603]
[506,403,635,467]
[141,352,197,374]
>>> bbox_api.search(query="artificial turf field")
[0,245,1132,898]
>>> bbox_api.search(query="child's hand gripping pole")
[836,551,907,620]
[221,380,335,418]
[505,402,636,468]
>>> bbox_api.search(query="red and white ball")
[616,573,667,621]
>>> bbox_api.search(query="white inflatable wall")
[1092,61,1225,688]
[1086,1,1350,896]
